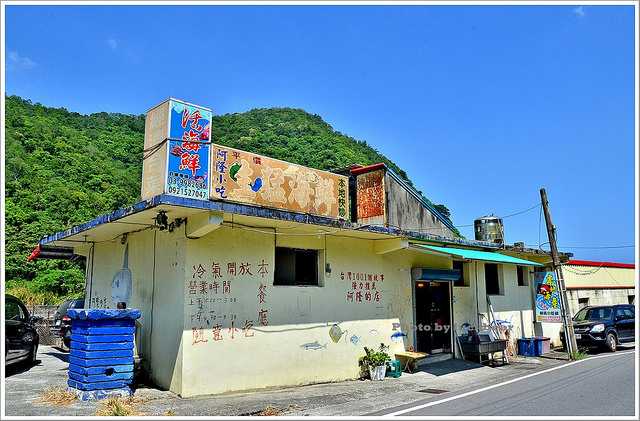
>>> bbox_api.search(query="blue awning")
[412,268,461,281]
[410,244,542,266]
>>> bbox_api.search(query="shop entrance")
[414,281,452,354]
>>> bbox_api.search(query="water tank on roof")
[474,214,504,245]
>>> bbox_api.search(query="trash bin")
[517,338,543,356]
[66,308,141,400]
[531,336,550,354]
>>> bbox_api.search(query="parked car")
[5,294,40,367]
[49,297,84,349]
[560,304,635,352]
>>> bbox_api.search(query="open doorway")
[414,281,452,354]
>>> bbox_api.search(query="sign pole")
[540,188,577,357]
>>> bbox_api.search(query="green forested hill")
[4,94,453,304]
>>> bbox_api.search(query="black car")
[560,304,635,352]
[49,297,84,349]
[5,294,40,366]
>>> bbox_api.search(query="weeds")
[569,348,589,360]
[93,395,152,416]
[33,386,77,407]
[241,405,302,416]
[5,285,62,306]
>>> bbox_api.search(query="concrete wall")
[563,264,636,288]
[83,219,542,396]
[83,230,186,394]
[384,173,453,238]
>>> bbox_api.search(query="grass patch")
[5,285,63,306]
[569,348,589,360]
[241,405,302,416]
[33,386,78,407]
[93,395,152,416]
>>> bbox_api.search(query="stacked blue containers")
[66,308,141,401]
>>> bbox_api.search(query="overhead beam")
[374,238,408,255]
[186,211,224,238]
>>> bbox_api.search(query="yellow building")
[30,99,565,397]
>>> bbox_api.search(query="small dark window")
[453,261,467,287]
[485,263,500,295]
[517,266,527,286]
[578,298,589,309]
[274,247,318,286]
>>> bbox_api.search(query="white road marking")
[384,350,636,417]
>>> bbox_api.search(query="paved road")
[4,345,632,417]
[375,349,636,417]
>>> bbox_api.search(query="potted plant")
[358,343,391,381]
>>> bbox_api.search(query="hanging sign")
[535,272,562,323]
[142,98,211,200]
[166,100,211,199]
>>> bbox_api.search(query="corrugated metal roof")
[410,244,542,266]
[568,260,635,269]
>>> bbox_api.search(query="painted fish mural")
[249,177,263,192]
[300,341,327,351]
[369,329,378,337]
[229,162,241,182]
[349,335,361,346]
[329,324,344,343]
[390,332,407,342]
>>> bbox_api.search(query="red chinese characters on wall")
[341,270,385,303]
[188,258,270,345]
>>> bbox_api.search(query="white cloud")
[573,6,586,18]
[6,51,36,71]
[108,39,118,50]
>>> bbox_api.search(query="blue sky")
[3,2,638,264]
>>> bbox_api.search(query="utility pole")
[540,188,577,357]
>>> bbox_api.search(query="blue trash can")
[517,337,543,356]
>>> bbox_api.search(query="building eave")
[37,194,497,253]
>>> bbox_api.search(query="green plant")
[358,343,391,368]
[569,347,588,360]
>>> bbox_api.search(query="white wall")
[85,221,542,396]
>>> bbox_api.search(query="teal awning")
[410,244,542,266]
[413,268,461,281]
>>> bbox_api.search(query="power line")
[453,203,541,228]
[526,243,634,250]
[557,245,635,249]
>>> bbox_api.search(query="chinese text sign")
[535,272,562,323]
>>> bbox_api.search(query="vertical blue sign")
[166,100,211,200]
[535,272,562,323]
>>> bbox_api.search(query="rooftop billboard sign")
[142,99,348,220]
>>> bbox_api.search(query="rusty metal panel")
[356,169,386,225]
[210,144,349,219]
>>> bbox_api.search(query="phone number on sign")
[168,177,207,190]
[167,185,208,199]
